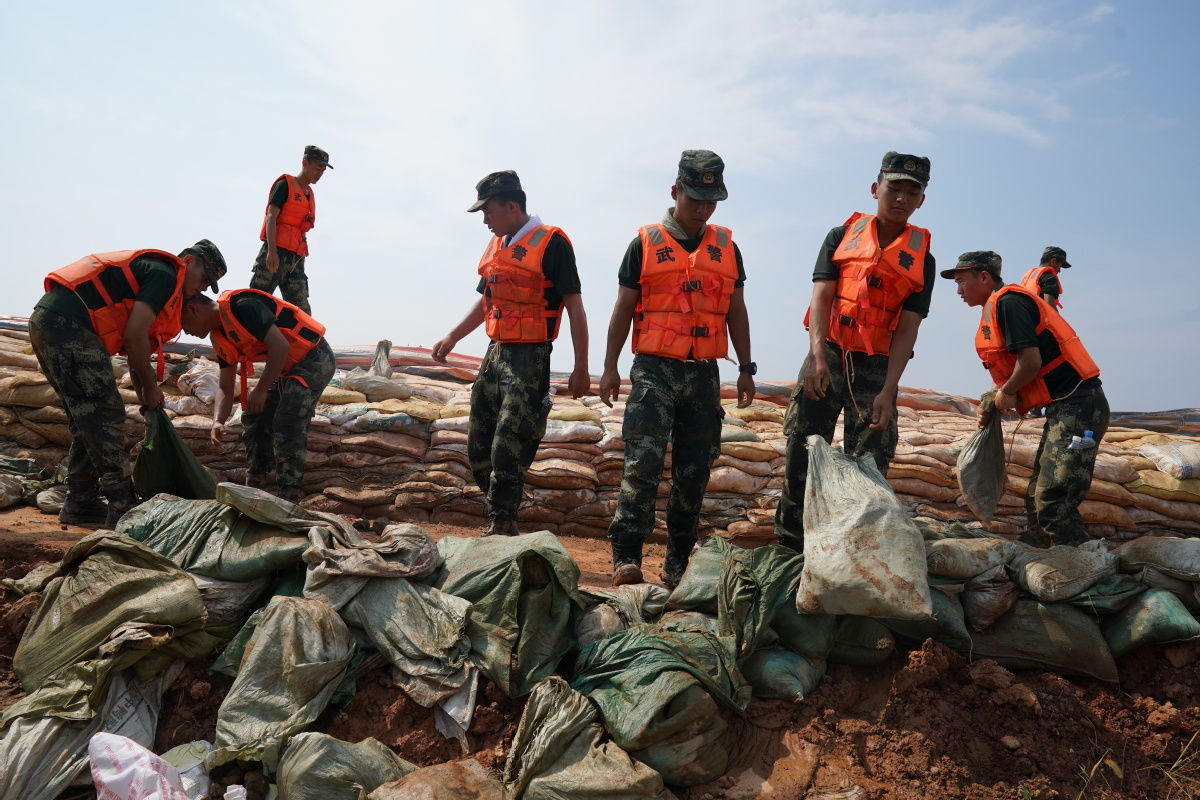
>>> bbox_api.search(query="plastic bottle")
[1067,430,1096,451]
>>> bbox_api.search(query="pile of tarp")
[2,325,1199,545]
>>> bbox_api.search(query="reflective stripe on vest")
[476,225,569,343]
[259,174,316,256]
[213,288,326,405]
[975,284,1100,415]
[632,223,737,361]
[44,249,187,378]
[806,212,929,357]
[1019,265,1063,309]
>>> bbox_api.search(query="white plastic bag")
[89,732,190,800]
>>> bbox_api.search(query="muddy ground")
[1,506,1197,800]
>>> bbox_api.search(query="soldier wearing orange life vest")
[432,171,590,537]
[775,152,936,553]
[182,290,334,503]
[599,150,756,589]
[30,239,227,526]
[250,145,332,314]
[1019,245,1071,309]
[946,250,1108,546]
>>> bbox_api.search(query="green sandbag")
[277,732,417,800]
[955,392,1006,522]
[828,616,895,666]
[968,599,1117,682]
[1065,573,1147,615]
[133,407,216,500]
[1102,588,1200,657]
[882,583,972,651]
[773,607,836,661]
[742,648,826,700]
[503,677,676,800]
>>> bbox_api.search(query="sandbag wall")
[1,324,1199,542]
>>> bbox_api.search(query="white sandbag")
[925,537,1016,579]
[796,436,933,620]
[89,732,190,800]
[1139,440,1200,480]
[1009,545,1117,602]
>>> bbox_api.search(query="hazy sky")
[4,1,1198,411]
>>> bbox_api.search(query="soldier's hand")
[431,336,455,363]
[801,357,831,401]
[736,372,756,408]
[568,365,591,399]
[599,368,621,408]
[994,388,1016,415]
[868,391,894,431]
[265,249,280,274]
[210,421,224,445]
[245,385,268,415]
[140,384,165,411]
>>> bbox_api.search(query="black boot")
[661,536,695,591]
[610,540,644,586]
[58,488,108,526]
[482,515,518,537]
[102,478,140,527]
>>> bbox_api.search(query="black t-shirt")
[476,231,581,340]
[215,293,279,368]
[1035,268,1061,298]
[811,224,936,317]
[617,233,746,289]
[36,255,180,328]
[995,292,1100,401]
[268,177,309,209]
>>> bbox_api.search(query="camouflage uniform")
[467,340,553,521]
[608,354,723,567]
[774,341,898,551]
[250,246,310,314]
[1025,387,1110,545]
[242,339,335,497]
[27,307,130,494]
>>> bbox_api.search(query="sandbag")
[967,599,1118,682]
[796,436,932,620]
[277,732,417,800]
[882,584,972,650]
[772,607,837,662]
[1115,536,1200,581]
[925,536,1016,579]
[1138,440,1200,479]
[1126,470,1200,503]
[368,759,503,800]
[1101,588,1200,657]
[1064,573,1146,615]
[961,564,1019,632]
[1009,545,1117,603]
[503,676,676,800]
[577,585,670,648]
[741,648,826,700]
[133,408,217,500]
[0,473,21,509]
[36,484,68,515]
[828,616,895,666]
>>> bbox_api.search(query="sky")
[3,0,1198,412]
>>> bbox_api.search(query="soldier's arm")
[124,300,164,409]
[599,287,640,407]
[254,326,291,390]
[215,366,236,423]
[561,293,590,398]
[264,205,282,272]
[727,287,755,408]
[432,301,486,362]
[870,309,924,431]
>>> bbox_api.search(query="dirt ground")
[2,506,1198,800]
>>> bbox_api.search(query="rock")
[968,658,1014,690]
[1164,642,1200,670]
[1002,735,1022,751]
[993,683,1041,713]
[1147,703,1180,729]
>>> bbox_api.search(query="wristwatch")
[738,362,757,375]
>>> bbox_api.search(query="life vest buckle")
[690,326,711,337]
[867,276,883,288]
[681,280,702,292]
[838,314,856,327]
[491,308,503,318]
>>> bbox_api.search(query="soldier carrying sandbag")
[30,240,227,526]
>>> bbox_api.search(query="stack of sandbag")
[0,322,1198,542]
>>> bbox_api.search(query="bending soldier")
[1019,245,1071,309]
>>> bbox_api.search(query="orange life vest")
[1019,265,1063,309]
[631,223,738,361]
[975,285,1100,415]
[806,212,929,357]
[477,225,568,343]
[259,174,316,256]
[212,288,326,405]
[44,249,187,378]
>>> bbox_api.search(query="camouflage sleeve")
[901,250,937,317]
[812,226,849,282]
[995,293,1040,352]
[130,257,180,314]
[542,233,581,294]
[617,237,643,290]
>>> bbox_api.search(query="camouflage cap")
[468,170,523,212]
[879,151,931,187]
[1041,245,1071,268]
[940,250,1002,280]
[303,145,333,169]
[676,149,728,201]
[180,239,228,292]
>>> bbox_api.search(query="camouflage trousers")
[250,244,311,313]
[775,342,898,552]
[243,339,335,494]
[608,354,723,566]
[468,340,553,520]
[1025,387,1110,545]
[28,308,129,495]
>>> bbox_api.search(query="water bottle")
[1067,430,1096,451]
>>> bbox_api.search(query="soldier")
[775,152,936,552]
[432,170,590,537]
[31,240,227,525]
[600,149,755,588]
[947,251,1108,546]
[250,145,332,314]
[181,290,334,503]
[1019,245,1070,309]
